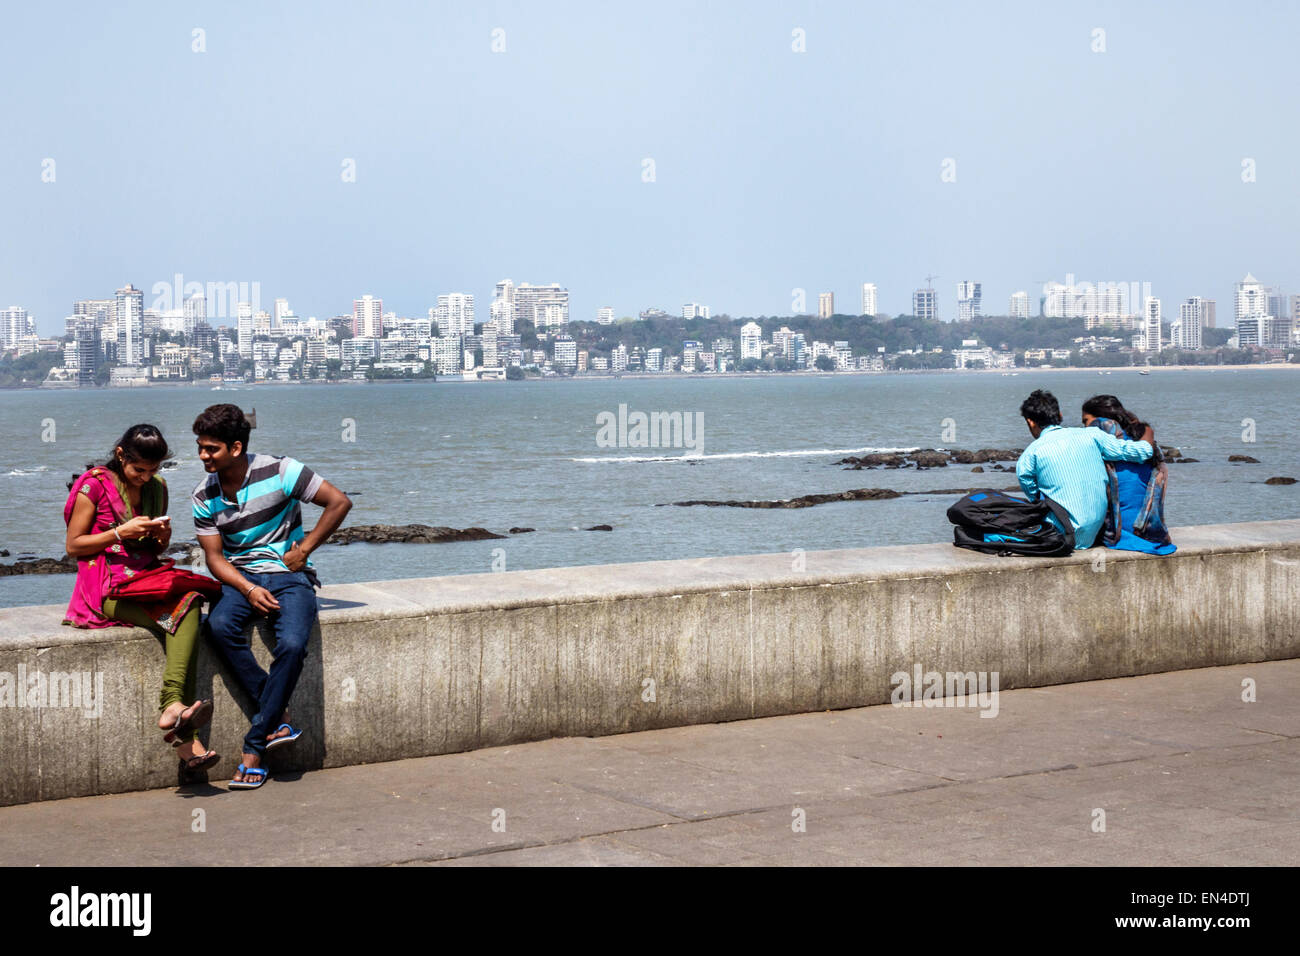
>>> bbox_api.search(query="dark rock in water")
[970,466,984,473]
[667,489,903,509]
[1228,455,1260,463]
[1265,476,1297,485]
[909,450,948,469]
[585,524,614,531]
[508,527,535,534]
[0,549,7,557]
[1180,458,1199,463]
[330,524,506,545]
[662,486,1020,510]
[840,453,908,469]
[947,448,1023,464]
[1159,446,1183,459]
[161,459,179,470]
[0,556,76,576]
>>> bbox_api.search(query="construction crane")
[924,274,940,290]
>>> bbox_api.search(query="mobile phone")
[154,515,171,525]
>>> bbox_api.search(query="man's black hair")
[1019,389,1062,427]
[193,403,251,450]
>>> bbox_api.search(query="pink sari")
[61,468,205,633]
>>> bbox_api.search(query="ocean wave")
[5,466,51,477]
[571,446,920,464]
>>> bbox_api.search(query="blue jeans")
[204,570,318,757]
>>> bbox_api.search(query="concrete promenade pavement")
[1,659,1297,867]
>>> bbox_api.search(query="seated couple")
[62,404,352,790]
[1016,389,1174,555]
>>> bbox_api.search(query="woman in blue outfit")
[1080,394,1175,555]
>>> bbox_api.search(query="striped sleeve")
[279,457,324,504]
[1016,447,1039,501]
[191,480,220,536]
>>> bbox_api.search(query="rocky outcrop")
[662,487,1020,509]
[584,524,614,531]
[839,448,1022,470]
[0,556,76,576]
[331,525,506,545]
[1229,455,1260,463]
[1265,476,1297,485]
[508,527,535,534]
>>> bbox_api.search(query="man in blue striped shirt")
[192,404,351,790]
[1016,390,1154,550]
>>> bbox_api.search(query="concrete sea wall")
[1,518,1297,806]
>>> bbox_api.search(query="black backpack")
[947,489,1077,557]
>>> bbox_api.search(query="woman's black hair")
[67,424,171,490]
[1082,394,1149,440]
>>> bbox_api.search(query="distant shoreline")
[8,361,1298,391]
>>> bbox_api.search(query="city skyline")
[3,2,1299,336]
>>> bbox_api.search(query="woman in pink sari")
[63,424,221,772]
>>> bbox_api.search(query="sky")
[3,0,1299,335]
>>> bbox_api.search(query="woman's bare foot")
[176,738,211,763]
[158,702,187,731]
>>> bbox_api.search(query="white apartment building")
[740,321,763,360]
[956,281,982,322]
[436,293,475,337]
[0,306,35,350]
[491,280,515,335]
[1141,297,1162,352]
[596,307,615,325]
[1176,298,1204,350]
[353,295,384,338]
[682,303,710,320]
[115,285,145,366]
[514,283,569,331]
[1234,273,1270,347]
[818,293,834,319]
[646,347,663,372]
[553,335,577,369]
[861,283,877,317]
[1009,291,1031,319]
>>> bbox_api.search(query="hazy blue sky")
[3,0,1298,334]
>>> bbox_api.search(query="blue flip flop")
[265,723,303,751]
[228,764,268,790]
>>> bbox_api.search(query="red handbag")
[106,560,223,602]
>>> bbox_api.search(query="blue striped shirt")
[192,454,325,573]
[1016,425,1153,549]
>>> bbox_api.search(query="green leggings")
[102,598,202,740]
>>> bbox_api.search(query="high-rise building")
[1043,281,1129,324]
[1009,291,1031,319]
[1,306,35,350]
[237,302,255,358]
[1176,299,1204,350]
[913,288,937,321]
[682,303,710,320]
[740,321,763,361]
[69,319,99,386]
[1235,274,1270,348]
[817,293,834,319]
[353,295,384,338]
[1202,300,1216,329]
[436,293,475,337]
[491,280,516,335]
[274,298,291,328]
[596,307,615,325]
[183,294,206,336]
[481,321,499,368]
[956,281,982,322]
[514,283,569,331]
[115,285,145,366]
[1141,297,1162,352]
[861,283,877,316]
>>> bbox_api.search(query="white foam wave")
[571,446,920,464]
[6,466,50,477]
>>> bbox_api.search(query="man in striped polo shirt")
[192,404,352,790]
[1016,389,1154,550]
